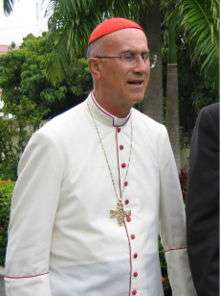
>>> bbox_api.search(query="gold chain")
[87,101,133,225]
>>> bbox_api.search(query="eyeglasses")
[94,52,157,69]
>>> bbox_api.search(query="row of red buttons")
[117,127,139,296]
[121,163,127,168]
[119,122,125,170]
[125,194,139,294]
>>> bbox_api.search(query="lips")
[127,80,144,85]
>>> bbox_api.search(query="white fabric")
[5,93,196,296]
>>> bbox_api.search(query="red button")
[132,290,137,295]
[121,163,127,168]
[133,272,138,277]
[117,127,121,133]
[124,181,128,187]
[133,253,138,259]
[126,216,131,222]
[131,234,135,240]
[119,145,124,150]
[125,199,129,205]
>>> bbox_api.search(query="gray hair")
[86,38,105,58]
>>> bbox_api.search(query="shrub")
[0,180,14,266]
[0,118,20,180]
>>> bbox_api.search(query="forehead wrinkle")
[100,28,149,54]
[119,48,149,54]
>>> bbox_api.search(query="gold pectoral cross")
[110,199,131,226]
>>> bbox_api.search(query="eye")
[141,52,150,61]
[121,52,135,62]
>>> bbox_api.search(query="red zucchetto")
[88,17,144,45]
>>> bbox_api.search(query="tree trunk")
[141,0,163,123]
[166,63,181,171]
[165,20,181,172]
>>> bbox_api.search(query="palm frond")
[3,0,15,15]
[177,0,219,89]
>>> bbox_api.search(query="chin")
[130,94,145,104]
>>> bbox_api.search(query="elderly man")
[5,18,196,296]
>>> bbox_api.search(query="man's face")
[94,28,150,114]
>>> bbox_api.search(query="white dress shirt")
[5,93,196,296]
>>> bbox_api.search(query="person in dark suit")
[186,102,219,296]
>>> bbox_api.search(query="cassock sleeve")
[158,126,197,296]
[4,129,63,296]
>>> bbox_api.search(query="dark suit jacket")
[186,103,219,296]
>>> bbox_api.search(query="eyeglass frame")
[93,51,157,69]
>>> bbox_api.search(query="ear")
[88,58,102,80]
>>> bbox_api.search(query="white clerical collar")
[87,92,131,127]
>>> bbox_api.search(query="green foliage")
[177,39,218,136]
[162,0,219,92]
[0,180,14,266]
[162,4,218,136]
[176,0,219,91]
[0,118,19,180]
[0,33,92,121]
[0,38,48,177]
[0,35,49,126]
[0,33,92,179]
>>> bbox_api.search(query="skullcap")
[88,17,144,44]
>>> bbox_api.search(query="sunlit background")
[0,0,48,45]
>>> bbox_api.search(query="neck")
[93,90,131,118]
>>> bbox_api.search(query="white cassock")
[5,93,197,296]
